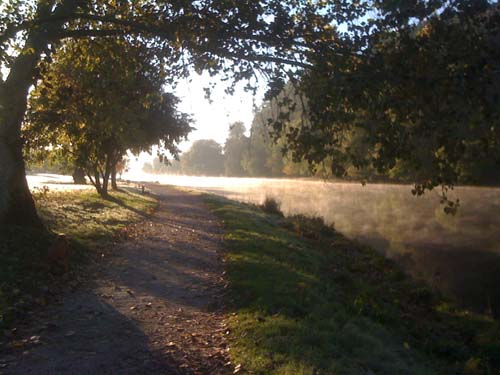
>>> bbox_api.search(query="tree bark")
[93,171,102,195]
[0,0,79,228]
[72,166,87,184]
[0,33,47,228]
[100,158,112,197]
[111,164,118,190]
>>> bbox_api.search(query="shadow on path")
[1,186,230,375]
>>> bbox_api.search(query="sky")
[1,52,267,174]
[174,71,266,150]
[127,71,267,172]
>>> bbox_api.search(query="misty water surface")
[129,173,500,315]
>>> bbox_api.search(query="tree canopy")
[223,122,248,177]
[24,37,191,196]
[267,1,500,211]
[1,0,499,226]
[1,0,345,226]
[180,139,224,176]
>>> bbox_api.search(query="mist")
[124,172,500,315]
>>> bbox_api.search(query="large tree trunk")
[0,0,79,228]
[100,159,112,197]
[92,171,103,195]
[111,164,118,190]
[0,38,46,228]
[72,167,87,184]
[0,132,41,228]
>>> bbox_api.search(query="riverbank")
[1,186,499,374]
[134,174,500,317]
[27,174,500,314]
[205,194,500,375]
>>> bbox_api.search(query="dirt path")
[1,186,231,375]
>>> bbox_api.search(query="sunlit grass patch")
[0,187,157,329]
[36,187,157,247]
[205,194,500,375]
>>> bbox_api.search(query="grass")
[0,187,157,329]
[204,194,500,375]
[35,187,157,247]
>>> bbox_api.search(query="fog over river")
[132,173,500,316]
[30,173,500,316]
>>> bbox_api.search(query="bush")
[286,214,336,240]
[260,196,283,216]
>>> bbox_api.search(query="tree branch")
[50,28,127,40]
[224,51,312,69]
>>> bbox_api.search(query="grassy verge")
[35,187,157,247]
[0,187,157,329]
[205,194,500,375]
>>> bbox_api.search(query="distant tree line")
[146,88,500,186]
[143,112,341,179]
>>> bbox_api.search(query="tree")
[142,162,153,174]
[110,155,130,190]
[2,0,495,226]
[269,1,500,211]
[223,122,249,176]
[181,139,224,176]
[151,157,171,174]
[25,37,191,197]
[0,0,347,227]
[143,157,181,174]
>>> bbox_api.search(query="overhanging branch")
[51,28,127,40]
[224,51,312,69]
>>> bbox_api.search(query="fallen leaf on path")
[28,336,41,345]
[10,340,24,348]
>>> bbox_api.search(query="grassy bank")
[205,195,500,375]
[0,187,157,329]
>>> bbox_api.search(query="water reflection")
[127,173,500,316]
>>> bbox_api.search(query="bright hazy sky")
[174,71,266,150]
[127,71,267,172]
[2,59,267,173]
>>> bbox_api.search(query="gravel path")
[1,186,231,375]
